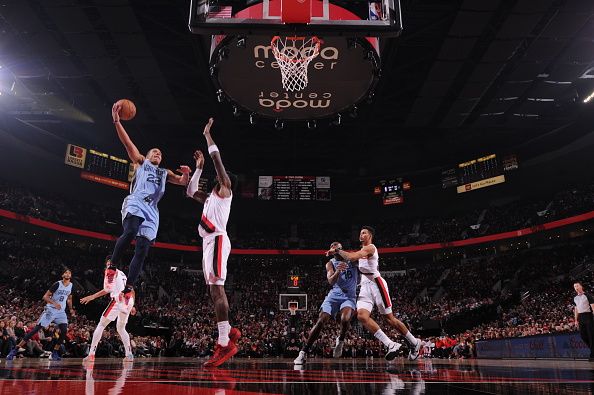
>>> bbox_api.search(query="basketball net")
[271,36,321,92]
[289,304,298,316]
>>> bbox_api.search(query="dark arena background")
[1,0,594,394]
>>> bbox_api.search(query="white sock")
[89,323,106,356]
[117,324,132,356]
[217,321,231,347]
[405,331,416,345]
[374,329,394,348]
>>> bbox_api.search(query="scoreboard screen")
[65,143,211,191]
[65,144,132,189]
[84,149,133,183]
[374,179,411,205]
[457,154,500,186]
[287,275,302,290]
[441,154,518,193]
[258,176,331,201]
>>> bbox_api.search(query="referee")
[573,282,594,361]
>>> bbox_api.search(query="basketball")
[116,99,136,121]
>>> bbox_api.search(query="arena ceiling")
[1,0,594,178]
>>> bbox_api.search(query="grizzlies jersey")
[128,160,167,209]
[122,160,168,240]
[331,258,359,297]
[47,281,73,310]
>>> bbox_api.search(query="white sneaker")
[123,354,134,362]
[408,339,422,361]
[385,342,402,361]
[333,338,344,358]
[293,350,306,365]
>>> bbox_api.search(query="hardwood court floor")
[2,357,594,394]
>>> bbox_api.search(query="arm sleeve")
[186,168,203,197]
[48,282,59,293]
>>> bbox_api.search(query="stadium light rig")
[584,90,594,103]
[274,119,284,131]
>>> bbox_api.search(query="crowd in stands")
[2,229,593,360]
[2,176,594,360]
[2,178,594,249]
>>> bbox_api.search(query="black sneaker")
[385,342,402,361]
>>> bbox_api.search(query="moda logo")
[258,91,332,112]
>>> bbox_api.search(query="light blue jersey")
[38,281,73,327]
[331,258,359,298]
[320,259,359,317]
[121,159,167,241]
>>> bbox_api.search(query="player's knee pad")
[134,236,151,256]
[96,317,111,331]
[116,320,127,334]
[121,215,141,237]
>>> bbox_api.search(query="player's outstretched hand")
[177,165,191,175]
[112,102,121,123]
[203,117,214,136]
[325,248,336,257]
[80,295,93,305]
[193,150,205,169]
[130,307,137,316]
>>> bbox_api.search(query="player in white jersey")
[80,256,136,363]
[327,226,422,360]
[186,118,240,367]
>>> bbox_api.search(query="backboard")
[190,0,402,123]
[279,293,308,311]
[189,0,403,37]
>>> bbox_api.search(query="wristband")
[113,120,120,124]
[208,145,219,154]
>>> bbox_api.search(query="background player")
[80,256,136,362]
[294,241,358,365]
[327,226,422,361]
[186,118,240,367]
[7,269,76,361]
[109,102,190,298]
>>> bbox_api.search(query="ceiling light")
[583,90,594,103]
[331,113,342,126]
[274,119,284,130]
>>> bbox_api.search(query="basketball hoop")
[288,301,299,316]
[271,36,321,92]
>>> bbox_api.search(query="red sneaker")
[229,328,241,344]
[204,343,238,368]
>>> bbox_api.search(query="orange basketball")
[115,99,136,121]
